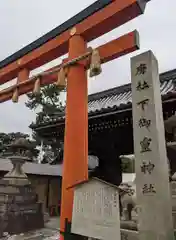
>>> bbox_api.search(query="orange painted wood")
[98,30,139,63]
[60,35,88,232]
[17,68,29,83]
[0,0,144,85]
[0,30,139,103]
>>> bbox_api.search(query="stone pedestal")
[0,181,44,236]
[0,138,44,237]
[119,155,176,238]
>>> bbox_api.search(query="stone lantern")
[0,138,44,237]
[3,138,32,185]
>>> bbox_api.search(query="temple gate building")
[31,68,176,196]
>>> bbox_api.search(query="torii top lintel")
[0,0,150,85]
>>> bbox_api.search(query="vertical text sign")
[131,51,174,240]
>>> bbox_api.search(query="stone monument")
[0,138,44,237]
[131,51,174,239]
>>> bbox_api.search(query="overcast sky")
[0,0,175,134]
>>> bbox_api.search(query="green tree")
[26,84,65,125]
[0,132,39,161]
[121,157,135,173]
[26,84,65,164]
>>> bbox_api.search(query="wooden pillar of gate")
[60,29,88,239]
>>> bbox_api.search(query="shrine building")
[31,68,176,188]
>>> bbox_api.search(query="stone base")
[4,233,43,240]
[120,221,137,231]
[0,206,44,236]
[0,180,44,237]
[121,229,138,240]
[2,227,60,240]
[121,211,176,231]
[120,229,176,240]
[120,213,176,239]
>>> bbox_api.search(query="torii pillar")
[60,29,88,238]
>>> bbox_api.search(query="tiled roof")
[88,68,176,115]
[0,158,62,176]
[31,68,176,129]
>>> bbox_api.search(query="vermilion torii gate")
[0,0,151,238]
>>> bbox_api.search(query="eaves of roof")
[30,68,176,130]
[0,158,62,176]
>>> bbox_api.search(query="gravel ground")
[1,217,60,240]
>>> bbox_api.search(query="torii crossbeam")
[0,0,151,239]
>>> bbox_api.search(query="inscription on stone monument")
[71,178,121,240]
[137,99,149,111]
[138,118,151,130]
[140,161,155,175]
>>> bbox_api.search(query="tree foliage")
[0,132,39,161]
[26,84,65,125]
[121,158,135,173]
[26,84,65,164]
[0,132,29,149]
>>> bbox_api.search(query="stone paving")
[1,217,60,240]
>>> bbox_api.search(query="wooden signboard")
[71,178,121,240]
